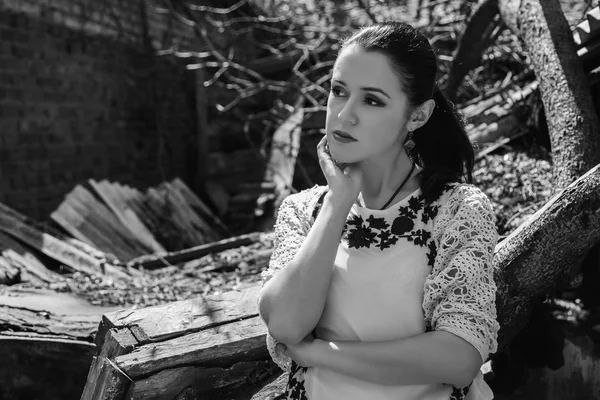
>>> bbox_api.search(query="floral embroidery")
[449,383,471,400]
[342,191,440,264]
[282,361,308,400]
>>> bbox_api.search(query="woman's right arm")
[258,191,352,345]
[259,136,362,345]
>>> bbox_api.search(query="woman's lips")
[333,130,357,143]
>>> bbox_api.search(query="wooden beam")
[126,232,261,270]
[124,360,273,400]
[96,284,261,348]
[115,316,267,379]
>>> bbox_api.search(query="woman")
[257,21,499,400]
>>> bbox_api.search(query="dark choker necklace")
[359,162,416,210]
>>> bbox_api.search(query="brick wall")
[0,0,200,220]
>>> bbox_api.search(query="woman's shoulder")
[435,182,492,211]
[433,183,495,235]
[279,185,328,218]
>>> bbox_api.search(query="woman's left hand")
[276,336,323,368]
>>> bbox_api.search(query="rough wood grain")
[115,316,267,378]
[97,279,261,349]
[494,163,600,347]
[80,356,132,400]
[499,0,600,190]
[124,360,273,400]
[81,328,137,400]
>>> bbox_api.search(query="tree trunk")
[499,0,600,191]
[493,163,600,347]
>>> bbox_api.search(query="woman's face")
[325,44,412,165]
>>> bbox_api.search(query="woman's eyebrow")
[332,79,391,99]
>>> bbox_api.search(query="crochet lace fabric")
[422,184,499,363]
[258,183,499,371]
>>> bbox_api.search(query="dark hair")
[341,21,474,203]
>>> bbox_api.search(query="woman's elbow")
[451,349,483,387]
[267,320,305,345]
[259,296,304,344]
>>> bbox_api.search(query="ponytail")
[408,86,475,203]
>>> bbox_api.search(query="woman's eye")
[365,97,384,107]
[331,86,345,97]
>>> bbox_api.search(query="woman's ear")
[408,99,436,131]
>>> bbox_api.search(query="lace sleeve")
[258,186,326,371]
[423,184,500,363]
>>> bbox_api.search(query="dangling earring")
[404,130,416,153]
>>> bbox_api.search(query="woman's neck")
[358,150,419,209]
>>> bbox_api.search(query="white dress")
[259,183,499,400]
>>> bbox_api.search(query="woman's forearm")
[259,193,352,345]
[314,331,482,387]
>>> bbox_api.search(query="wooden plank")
[125,360,273,400]
[127,232,261,269]
[91,180,165,254]
[164,182,218,243]
[171,178,229,235]
[98,284,262,346]
[159,183,216,243]
[145,187,199,249]
[0,231,59,283]
[0,201,104,276]
[115,316,267,378]
[71,186,148,258]
[54,194,136,262]
[81,328,138,400]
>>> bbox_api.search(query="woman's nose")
[337,101,358,125]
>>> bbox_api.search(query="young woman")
[257,21,499,400]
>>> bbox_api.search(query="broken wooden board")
[89,179,166,254]
[0,201,104,276]
[0,231,60,284]
[51,185,150,261]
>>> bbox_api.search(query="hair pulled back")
[341,21,474,203]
